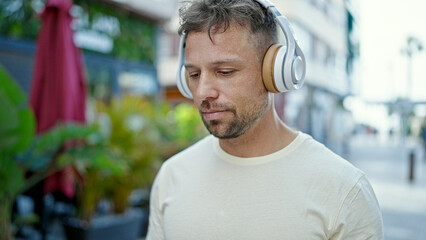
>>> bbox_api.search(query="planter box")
[62,209,146,240]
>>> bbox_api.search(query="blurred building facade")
[157,0,358,154]
[274,0,357,154]
[0,0,178,103]
[1,0,357,153]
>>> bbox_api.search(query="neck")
[218,104,297,158]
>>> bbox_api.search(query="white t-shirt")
[147,132,383,240]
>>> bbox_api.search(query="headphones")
[176,0,306,99]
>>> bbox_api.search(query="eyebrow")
[184,58,244,69]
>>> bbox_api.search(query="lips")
[201,110,229,121]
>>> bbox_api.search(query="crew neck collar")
[213,132,309,166]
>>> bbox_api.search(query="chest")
[161,166,332,240]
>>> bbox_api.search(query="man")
[147,0,384,239]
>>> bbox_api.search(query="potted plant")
[57,92,207,240]
[100,96,208,207]
[98,96,163,212]
[58,137,145,240]
[59,96,165,240]
[0,65,96,240]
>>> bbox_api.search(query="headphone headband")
[176,32,192,98]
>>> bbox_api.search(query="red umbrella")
[30,0,86,198]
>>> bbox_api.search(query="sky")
[358,0,426,103]
[345,0,426,133]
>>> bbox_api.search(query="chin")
[209,125,247,139]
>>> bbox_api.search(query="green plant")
[0,0,42,40]
[0,0,156,63]
[58,140,128,222]
[95,96,164,214]
[91,96,207,215]
[0,65,96,240]
[155,101,208,160]
[32,95,205,225]
[72,0,156,63]
[52,94,206,224]
[172,103,208,152]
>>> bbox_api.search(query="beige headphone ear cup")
[262,44,281,93]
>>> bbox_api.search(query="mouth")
[201,110,230,121]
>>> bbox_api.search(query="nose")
[193,72,219,101]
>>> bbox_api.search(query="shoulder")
[330,175,384,239]
[166,134,215,166]
[154,135,215,180]
[297,132,365,182]
[295,133,383,238]
[294,133,369,208]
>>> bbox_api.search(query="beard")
[199,94,269,139]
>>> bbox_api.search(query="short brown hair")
[178,0,278,58]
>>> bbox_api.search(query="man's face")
[185,23,270,139]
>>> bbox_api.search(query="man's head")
[180,0,278,139]
[179,0,278,61]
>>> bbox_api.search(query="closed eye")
[188,72,200,79]
[218,70,234,77]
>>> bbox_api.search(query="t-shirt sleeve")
[146,164,167,240]
[330,175,384,240]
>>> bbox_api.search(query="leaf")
[0,64,26,106]
[0,64,35,154]
[13,109,35,153]
[16,123,99,171]
[0,91,19,133]
[0,158,25,199]
[33,123,96,157]
[0,107,35,154]
[12,213,39,226]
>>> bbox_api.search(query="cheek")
[241,80,269,107]
[188,80,197,94]
[240,73,266,95]
[245,62,265,91]
[223,74,265,108]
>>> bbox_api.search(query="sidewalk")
[347,134,426,240]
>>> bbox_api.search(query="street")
[348,135,426,240]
